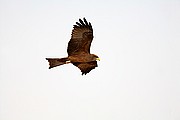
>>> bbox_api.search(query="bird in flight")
[46,18,100,75]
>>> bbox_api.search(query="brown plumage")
[46,18,100,75]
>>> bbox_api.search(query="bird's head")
[91,54,100,61]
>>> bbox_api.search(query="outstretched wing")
[72,61,97,75]
[67,18,93,56]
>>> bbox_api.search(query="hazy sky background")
[0,0,180,120]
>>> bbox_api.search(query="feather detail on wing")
[67,18,93,55]
[72,61,97,75]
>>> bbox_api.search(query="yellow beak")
[96,57,100,61]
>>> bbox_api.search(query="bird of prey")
[46,18,100,75]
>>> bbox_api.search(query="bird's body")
[46,18,100,75]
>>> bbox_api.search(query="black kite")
[46,18,100,75]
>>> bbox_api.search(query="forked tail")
[46,57,69,69]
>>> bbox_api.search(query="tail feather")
[46,57,69,69]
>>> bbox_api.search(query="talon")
[66,60,71,64]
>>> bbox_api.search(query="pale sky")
[0,0,180,120]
